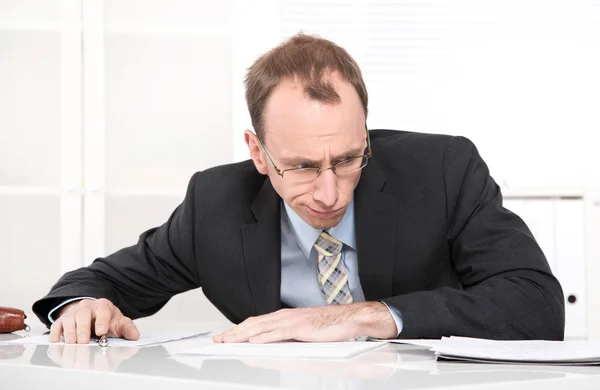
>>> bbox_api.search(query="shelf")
[0,25,229,35]
[0,186,62,196]
[105,26,231,36]
[501,187,585,199]
[105,189,185,197]
[0,22,65,32]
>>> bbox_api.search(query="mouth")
[307,206,344,218]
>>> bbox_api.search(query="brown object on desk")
[0,306,30,333]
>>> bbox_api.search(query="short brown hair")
[245,33,369,140]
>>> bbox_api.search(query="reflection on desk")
[2,322,600,390]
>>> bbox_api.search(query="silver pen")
[97,334,108,347]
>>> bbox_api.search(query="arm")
[33,173,202,328]
[382,136,565,340]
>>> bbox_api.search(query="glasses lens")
[334,156,368,175]
[284,168,320,183]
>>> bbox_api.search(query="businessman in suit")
[33,34,565,344]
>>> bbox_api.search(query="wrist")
[352,302,398,339]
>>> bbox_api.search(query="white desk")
[2,320,600,390]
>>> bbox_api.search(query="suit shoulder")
[370,129,477,161]
[367,130,483,189]
[369,129,463,150]
[187,160,265,206]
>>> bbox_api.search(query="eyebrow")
[279,146,365,166]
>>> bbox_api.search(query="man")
[33,34,565,344]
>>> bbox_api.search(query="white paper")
[391,336,600,365]
[1,330,210,347]
[175,340,386,359]
[387,339,446,348]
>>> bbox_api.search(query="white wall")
[0,0,233,327]
[1,0,599,336]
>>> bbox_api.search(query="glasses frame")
[257,125,372,181]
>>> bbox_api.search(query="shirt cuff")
[381,301,403,337]
[47,297,97,324]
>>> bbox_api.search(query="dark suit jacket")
[32,130,565,340]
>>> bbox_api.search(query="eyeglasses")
[257,125,372,183]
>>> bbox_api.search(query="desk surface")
[2,320,600,390]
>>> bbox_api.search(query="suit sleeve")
[32,173,202,328]
[382,136,565,340]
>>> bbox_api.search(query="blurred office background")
[1,0,599,339]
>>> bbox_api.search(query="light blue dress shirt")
[280,198,403,336]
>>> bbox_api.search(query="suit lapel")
[354,158,397,301]
[241,178,282,316]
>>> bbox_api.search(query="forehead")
[262,75,366,153]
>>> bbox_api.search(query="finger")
[75,307,93,344]
[223,320,279,343]
[118,317,140,340]
[219,315,265,340]
[249,329,287,344]
[62,315,77,344]
[94,300,113,336]
[214,325,237,341]
[49,320,63,343]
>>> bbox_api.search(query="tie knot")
[314,231,343,257]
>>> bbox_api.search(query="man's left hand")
[213,302,397,344]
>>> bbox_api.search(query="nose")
[313,169,339,208]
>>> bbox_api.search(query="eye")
[296,162,315,169]
[335,158,354,166]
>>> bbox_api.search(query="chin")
[305,214,345,230]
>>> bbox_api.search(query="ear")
[244,130,268,175]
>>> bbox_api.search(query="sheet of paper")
[387,339,445,348]
[175,340,386,359]
[394,336,600,365]
[1,330,211,347]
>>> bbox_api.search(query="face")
[245,73,367,229]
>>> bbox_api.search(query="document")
[390,336,600,365]
[1,330,210,347]
[175,340,387,359]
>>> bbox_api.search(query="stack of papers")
[175,340,386,359]
[391,336,600,365]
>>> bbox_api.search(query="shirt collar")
[283,198,356,259]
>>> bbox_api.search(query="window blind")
[279,0,600,187]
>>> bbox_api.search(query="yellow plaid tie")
[314,231,354,305]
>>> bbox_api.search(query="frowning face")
[246,73,367,229]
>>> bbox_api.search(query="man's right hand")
[49,298,140,344]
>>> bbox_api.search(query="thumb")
[119,318,140,340]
